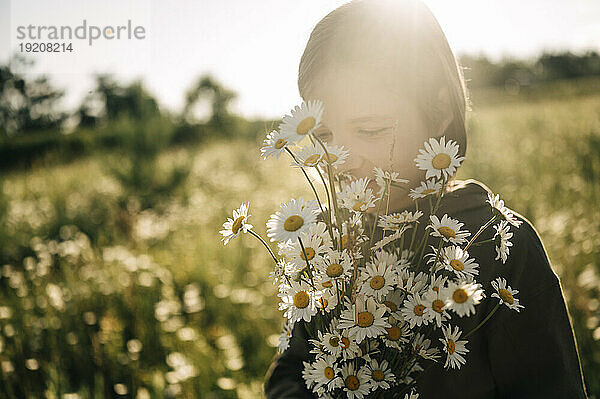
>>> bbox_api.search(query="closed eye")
[357,127,391,136]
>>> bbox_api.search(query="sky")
[1,0,599,119]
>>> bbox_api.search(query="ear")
[437,86,454,136]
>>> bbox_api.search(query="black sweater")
[263,179,589,399]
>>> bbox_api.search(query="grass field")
[0,77,599,398]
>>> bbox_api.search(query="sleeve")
[264,320,317,399]
[485,218,589,398]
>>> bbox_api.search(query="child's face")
[307,64,432,196]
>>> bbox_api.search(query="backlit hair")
[298,0,469,161]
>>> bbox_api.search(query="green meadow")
[0,77,599,398]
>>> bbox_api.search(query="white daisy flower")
[373,249,400,270]
[338,328,361,361]
[427,214,471,245]
[317,250,353,283]
[339,177,378,213]
[440,246,479,280]
[279,100,324,144]
[397,270,429,295]
[428,274,449,297]
[316,285,340,313]
[219,202,253,245]
[278,280,321,323]
[278,230,328,270]
[366,358,395,390]
[439,324,469,369]
[268,259,289,285]
[382,289,405,321]
[403,390,420,399]
[318,329,343,358]
[340,363,371,399]
[292,142,324,168]
[412,332,441,361]
[320,143,349,168]
[401,292,432,328]
[443,279,484,317]
[373,167,409,195]
[338,296,391,343]
[302,360,318,391]
[491,277,525,312]
[278,320,294,353]
[372,227,409,252]
[267,198,319,243]
[414,136,465,180]
[486,192,523,228]
[382,319,411,350]
[260,130,291,160]
[312,354,343,392]
[423,288,451,328]
[359,261,396,301]
[378,210,423,231]
[409,178,442,200]
[493,220,513,264]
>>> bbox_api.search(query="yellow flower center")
[323,153,338,164]
[357,311,374,327]
[413,304,425,316]
[274,138,287,149]
[432,153,451,170]
[453,288,468,303]
[324,366,335,380]
[303,154,321,166]
[284,215,304,232]
[422,188,436,195]
[340,337,350,348]
[345,375,360,391]
[329,337,339,347]
[499,288,514,304]
[296,117,316,135]
[432,299,445,313]
[432,286,439,293]
[438,226,456,239]
[370,276,385,290]
[319,298,328,309]
[386,326,401,341]
[326,263,343,278]
[352,201,365,212]
[293,291,310,308]
[322,280,333,288]
[231,216,245,234]
[300,247,315,260]
[447,339,456,354]
[450,259,464,271]
[372,370,385,382]
[384,301,397,312]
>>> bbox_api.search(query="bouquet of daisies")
[220,100,525,399]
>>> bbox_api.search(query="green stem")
[464,302,502,339]
[369,180,389,253]
[285,148,327,224]
[314,165,335,243]
[471,237,495,247]
[247,229,278,264]
[464,215,497,252]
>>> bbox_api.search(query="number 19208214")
[19,42,73,52]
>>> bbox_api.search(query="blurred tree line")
[460,50,600,91]
[1,50,600,170]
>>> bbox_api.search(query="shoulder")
[446,178,560,293]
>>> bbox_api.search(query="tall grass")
[0,78,598,398]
